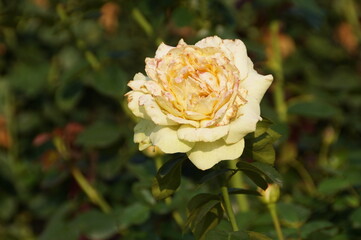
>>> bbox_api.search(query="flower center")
[154,46,241,123]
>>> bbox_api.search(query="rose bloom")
[125,36,273,170]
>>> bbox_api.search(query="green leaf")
[0,196,17,220]
[187,193,220,212]
[191,199,221,227]
[185,194,223,240]
[350,207,361,228]
[55,80,83,111]
[117,203,150,229]
[172,7,194,27]
[76,121,121,148]
[236,161,282,186]
[9,62,49,96]
[198,168,231,184]
[277,203,311,228]
[244,119,281,164]
[72,209,118,239]
[251,143,276,165]
[158,155,186,177]
[242,170,268,190]
[317,177,350,195]
[151,157,184,200]
[87,66,128,98]
[206,230,272,240]
[39,204,79,240]
[288,100,338,119]
[206,230,249,240]
[300,221,334,238]
[250,162,283,185]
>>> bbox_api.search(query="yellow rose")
[125,36,273,170]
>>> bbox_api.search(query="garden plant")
[0,0,360,239]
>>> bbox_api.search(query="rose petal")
[155,42,174,58]
[195,36,223,48]
[222,39,249,80]
[178,124,230,142]
[128,80,147,91]
[223,98,261,144]
[242,60,273,103]
[126,91,146,118]
[167,114,200,128]
[150,126,194,153]
[196,36,249,80]
[134,72,147,81]
[187,138,245,170]
[134,120,155,150]
[145,58,158,81]
[139,95,177,126]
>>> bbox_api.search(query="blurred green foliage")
[0,0,360,239]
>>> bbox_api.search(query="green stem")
[267,203,284,240]
[71,167,112,213]
[221,185,239,231]
[228,160,249,212]
[154,156,184,227]
[54,137,111,213]
[290,160,316,195]
[344,0,361,41]
[270,21,287,123]
[132,8,153,37]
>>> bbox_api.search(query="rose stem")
[228,160,249,212]
[70,166,112,213]
[54,137,112,213]
[154,156,185,227]
[344,0,361,41]
[221,185,239,231]
[267,202,284,240]
[269,21,287,123]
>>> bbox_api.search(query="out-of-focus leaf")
[288,100,339,118]
[117,203,150,230]
[317,177,350,195]
[55,80,83,111]
[0,196,17,220]
[277,203,310,228]
[17,111,42,133]
[72,20,102,45]
[172,7,194,27]
[76,121,121,148]
[300,221,334,238]
[206,230,249,240]
[206,229,272,240]
[72,209,118,240]
[39,204,78,240]
[290,0,325,28]
[87,66,128,98]
[8,62,49,96]
[350,207,361,228]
